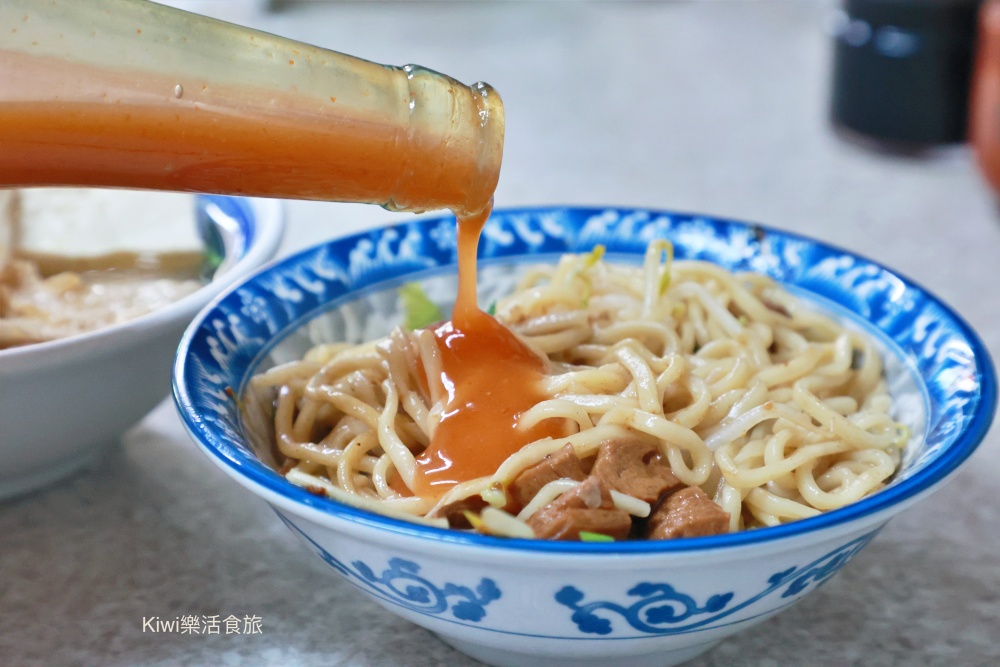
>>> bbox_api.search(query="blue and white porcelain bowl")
[0,195,283,500]
[174,207,996,667]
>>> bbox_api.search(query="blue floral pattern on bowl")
[174,206,996,554]
[275,512,501,623]
[274,505,878,637]
[555,530,878,636]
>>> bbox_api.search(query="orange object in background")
[971,0,1000,194]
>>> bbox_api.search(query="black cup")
[830,0,982,147]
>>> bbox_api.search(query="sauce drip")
[408,207,565,499]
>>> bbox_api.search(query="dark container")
[830,0,982,146]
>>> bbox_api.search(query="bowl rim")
[173,205,998,555]
[0,196,284,372]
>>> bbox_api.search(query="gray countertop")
[2,2,998,666]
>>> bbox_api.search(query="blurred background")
[163,1,997,337]
[3,2,998,666]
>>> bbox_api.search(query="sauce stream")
[0,4,528,499]
[408,208,564,499]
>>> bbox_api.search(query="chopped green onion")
[399,282,443,330]
[463,510,486,532]
[487,300,497,316]
[584,244,606,268]
[654,240,674,295]
[578,531,615,543]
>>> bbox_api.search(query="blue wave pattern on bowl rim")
[173,206,997,555]
[196,195,256,246]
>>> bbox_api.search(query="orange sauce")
[2,39,547,501]
[0,101,488,214]
[0,51,499,216]
[405,207,565,499]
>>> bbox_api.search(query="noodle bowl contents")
[251,240,908,541]
[0,189,202,349]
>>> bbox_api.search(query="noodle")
[250,242,906,540]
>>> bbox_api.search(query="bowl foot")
[436,633,720,667]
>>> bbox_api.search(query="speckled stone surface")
[2,2,998,666]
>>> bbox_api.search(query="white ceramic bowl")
[0,194,283,499]
[174,207,996,667]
